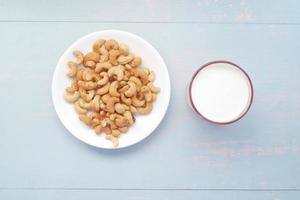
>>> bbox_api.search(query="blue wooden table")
[1,0,300,199]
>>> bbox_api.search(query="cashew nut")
[114,103,126,114]
[112,129,121,137]
[94,125,102,134]
[109,81,120,97]
[109,49,120,65]
[140,86,152,102]
[147,82,160,93]
[119,43,129,56]
[118,85,129,93]
[99,46,109,62]
[78,80,97,90]
[101,94,111,104]
[67,61,77,77]
[115,116,129,128]
[124,110,134,125]
[130,56,142,67]
[108,66,124,81]
[91,95,101,111]
[137,102,153,114]
[124,81,137,97]
[64,91,80,103]
[78,98,91,109]
[95,62,112,73]
[76,68,84,80]
[79,114,92,126]
[104,39,119,50]
[120,93,132,106]
[148,70,156,82]
[74,101,87,114]
[79,88,95,102]
[73,50,84,65]
[96,82,110,95]
[132,94,145,107]
[106,97,120,113]
[97,72,109,86]
[85,60,96,68]
[93,39,105,53]
[83,52,100,64]
[130,106,137,114]
[117,54,134,64]
[129,76,142,90]
[119,126,129,133]
[66,80,78,93]
[105,134,119,147]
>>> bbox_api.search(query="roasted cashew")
[73,50,84,65]
[74,101,87,114]
[97,72,109,86]
[78,98,91,109]
[64,91,80,103]
[96,82,110,95]
[94,125,102,134]
[109,81,120,97]
[105,135,119,147]
[109,49,120,65]
[112,129,121,137]
[130,56,142,67]
[91,95,101,111]
[114,103,126,114]
[99,46,109,62]
[147,82,160,93]
[85,60,96,68]
[130,106,137,114]
[104,39,119,50]
[124,110,134,125]
[140,86,152,102]
[93,39,105,53]
[103,127,112,135]
[117,54,134,64]
[79,88,95,102]
[106,97,120,113]
[67,61,77,77]
[120,93,132,106]
[148,70,156,82]
[118,85,129,93]
[101,94,111,104]
[83,52,100,64]
[119,43,129,56]
[115,116,129,128]
[152,93,157,101]
[95,62,112,73]
[119,126,129,133]
[66,80,78,93]
[90,118,101,128]
[79,114,92,126]
[76,68,84,80]
[129,76,142,90]
[137,102,153,114]
[124,81,137,97]
[134,68,149,84]
[108,66,124,81]
[132,94,146,107]
[78,80,97,90]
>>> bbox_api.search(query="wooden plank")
[0,22,300,189]
[0,0,299,23]
[0,190,300,200]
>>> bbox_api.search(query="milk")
[190,62,252,123]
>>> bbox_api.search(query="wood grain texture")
[0,0,299,24]
[0,1,300,199]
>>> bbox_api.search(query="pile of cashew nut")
[64,39,160,147]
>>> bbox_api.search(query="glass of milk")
[188,61,253,124]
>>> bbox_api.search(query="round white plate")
[52,30,171,149]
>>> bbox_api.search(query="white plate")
[52,30,171,149]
